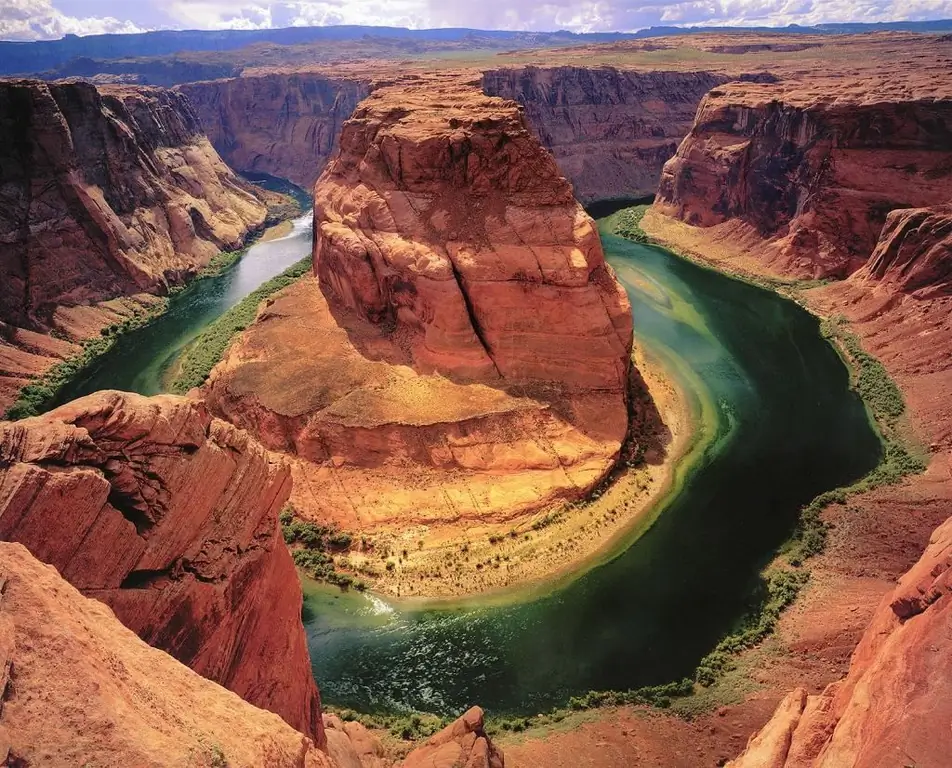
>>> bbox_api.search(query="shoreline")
[328,344,703,605]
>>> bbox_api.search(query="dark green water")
[301,212,882,716]
[55,175,313,402]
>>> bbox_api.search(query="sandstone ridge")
[652,79,952,279]
[0,79,272,411]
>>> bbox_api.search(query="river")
[54,175,313,403]
[55,198,883,719]
[299,209,882,716]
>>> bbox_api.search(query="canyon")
[2,26,952,768]
[0,79,282,413]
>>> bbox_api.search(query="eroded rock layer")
[481,66,726,203]
[0,542,334,768]
[0,391,323,744]
[0,79,271,410]
[653,81,952,279]
[206,73,634,531]
[178,73,370,190]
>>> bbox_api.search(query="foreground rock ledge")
[0,390,322,743]
[206,72,636,531]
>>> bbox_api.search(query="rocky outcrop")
[204,73,635,550]
[0,390,323,744]
[178,73,370,190]
[482,66,725,203]
[400,707,504,768]
[729,500,952,768]
[854,204,952,296]
[653,81,952,278]
[0,541,335,768]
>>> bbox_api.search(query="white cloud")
[2,0,951,41]
[0,0,145,40]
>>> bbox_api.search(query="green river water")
[53,198,883,718]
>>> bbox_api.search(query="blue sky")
[3,0,952,40]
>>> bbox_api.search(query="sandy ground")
[333,345,694,599]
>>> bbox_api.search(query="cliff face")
[0,79,268,330]
[0,391,323,744]
[653,82,952,278]
[0,542,335,768]
[178,73,370,190]
[729,493,952,768]
[854,205,952,296]
[482,66,726,203]
[205,73,635,548]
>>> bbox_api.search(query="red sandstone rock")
[178,73,370,189]
[654,81,952,279]
[0,541,334,768]
[481,67,726,203]
[400,707,504,768]
[205,74,635,534]
[314,73,632,392]
[0,390,323,744]
[854,205,952,297]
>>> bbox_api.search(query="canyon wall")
[0,79,269,330]
[652,81,952,279]
[204,73,635,541]
[0,390,323,744]
[729,491,952,768]
[178,73,371,190]
[482,66,725,203]
[0,79,272,411]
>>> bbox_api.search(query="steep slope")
[0,390,323,743]
[0,542,334,768]
[0,79,271,411]
[729,491,952,768]
[204,73,637,589]
[481,66,725,202]
[651,79,952,279]
[178,73,370,189]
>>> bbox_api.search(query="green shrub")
[170,257,311,394]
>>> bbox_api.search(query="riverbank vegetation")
[4,300,167,421]
[281,506,366,591]
[169,257,310,393]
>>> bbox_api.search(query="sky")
[2,0,952,41]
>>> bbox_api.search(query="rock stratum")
[482,66,726,203]
[205,73,634,544]
[0,79,271,411]
[178,73,370,190]
[0,390,323,743]
[652,79,952,279]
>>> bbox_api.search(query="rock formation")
[854,204,952,296]
[652,80,952,279]
[0,390,323,743]
[0,79,272,410]
[399,707,504,768]
[178,73,370,190]
[0,541,335,768]
[729,497,952,767]
[204,73,634,535]
[482,66,725,203]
